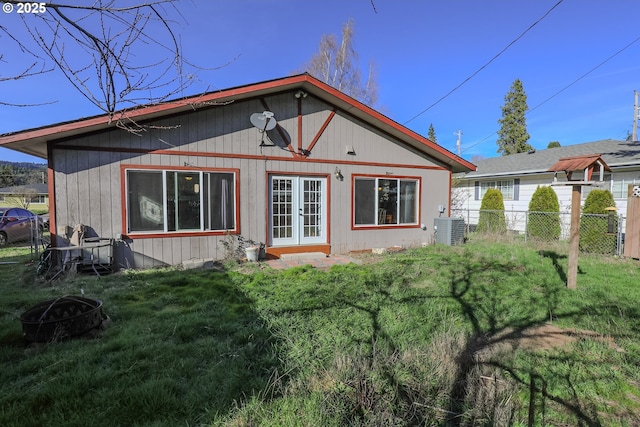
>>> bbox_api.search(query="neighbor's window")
[28,195,46,204]
[480,180,514,200]
[611,178,638,199]
[126,169,236,234]
[354,176,419,226]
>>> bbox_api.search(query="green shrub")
[527,186,561,241]
[582,189,615,214]
[477,188,506,234]
[579,189,617,254]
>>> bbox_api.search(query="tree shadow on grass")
[442,253,635,427]
[538,250,568,284]
[538,250,586,285]
[233,252,640,426]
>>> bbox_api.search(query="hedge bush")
[477,188,506,234]
[527,186,561,241]
[579,189,617,254]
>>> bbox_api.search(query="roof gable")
[547,154,611,174]
[0,74,475,173]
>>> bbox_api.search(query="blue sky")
[1,0,639,164]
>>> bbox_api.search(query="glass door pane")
[300,178,325,244]
[271,177,297,246]
[270,176,326,246]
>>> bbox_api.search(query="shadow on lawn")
[444,252,631,427]
[244,250,639,426]
[538,250,586,284]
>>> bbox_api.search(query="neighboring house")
[0,183,49,208]
[457,139,639,231]
[0,74,475,269]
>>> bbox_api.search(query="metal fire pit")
[20,296,104,343]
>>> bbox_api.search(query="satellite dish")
[250,111,277,132]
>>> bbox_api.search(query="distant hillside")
[0,161,47,187]
[0,160,46,169]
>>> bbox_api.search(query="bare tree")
[301,19,378,107]
[8,188,37,209]
[0,0,203,122]
[450,175,470,215]
[0,53,53,107]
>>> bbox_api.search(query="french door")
[269,175,327,246]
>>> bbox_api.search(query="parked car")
[39,213,50,231]
[0,208,43,246]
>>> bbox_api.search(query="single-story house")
[0,73,475,269]
[0,183,49,208]
[456,139,640,231]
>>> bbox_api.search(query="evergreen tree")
[427,123,437,143]
[582,189,615,214]
[580,189,617,254]
[0,164,15,187]
[0,162,46,187]
[497,79,532,156]
[527,186,560,240]
[477,188,506,234]
[547,141,561,148]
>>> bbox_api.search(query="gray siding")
[51,93,452,268]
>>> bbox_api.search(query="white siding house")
[456,139,640,232]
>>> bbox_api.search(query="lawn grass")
[1,237,639,426]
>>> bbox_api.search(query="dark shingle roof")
[0,183,48,194]
[465,139,640,178]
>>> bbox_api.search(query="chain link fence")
[0,214,48,257]
[452,209,625,256]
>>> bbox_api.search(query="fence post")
[618,214,624,257]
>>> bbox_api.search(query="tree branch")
[1,0,208,121]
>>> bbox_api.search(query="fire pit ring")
[20,296,104,343]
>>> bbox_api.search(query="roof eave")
[0,74,475,172]
[463,170,554,179]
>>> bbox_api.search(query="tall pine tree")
[427,123,437,143]
[497,79,532,156]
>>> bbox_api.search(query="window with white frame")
[480,180,514,200]
[611,178,638,199]
[28,195,46,204]
[354,176,419,226]
[126,169,236,234]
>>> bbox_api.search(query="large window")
[480,180,514,200]
[126,169,236,234]
[354,176,419,226]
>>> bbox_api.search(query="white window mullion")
[375,178,380,225]
[199,171,204,231]
[395,178,401,221]
[162,171,169,233]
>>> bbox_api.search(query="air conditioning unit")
[434,217,465,245]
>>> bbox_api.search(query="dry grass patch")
[478,323,625,356]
